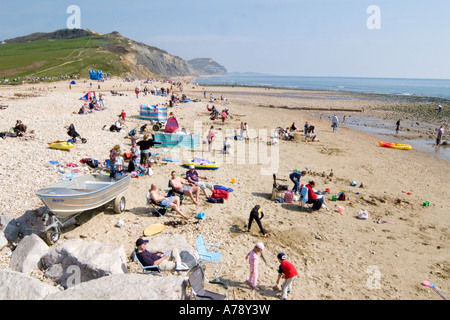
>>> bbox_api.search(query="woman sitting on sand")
[13,120,27,136]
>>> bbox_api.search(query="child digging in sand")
[245,242,265,290]
[275,253,298,300]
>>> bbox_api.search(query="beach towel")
[213,185,234,193]
[211,188,229,200]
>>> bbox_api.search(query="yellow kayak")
[48,141,75,150]
[379,141,412,150]
[183,158,220,170]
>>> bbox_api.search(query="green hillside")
[0,33,130,81]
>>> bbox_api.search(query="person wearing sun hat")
[276,252,298,300]
[135,238,189,272]
[245,242,265,290]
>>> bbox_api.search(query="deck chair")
[132,248,163,276]
[299,185,312,209]
[167,180,184,205]
[195,235,224,285]
[146,192,167,217]
[187,265,227,300]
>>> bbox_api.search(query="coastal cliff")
[0,29,226,80]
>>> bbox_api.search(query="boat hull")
[379,141,412,150]
[36,173,131,218]
[183,159,220,170]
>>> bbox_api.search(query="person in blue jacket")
[289,169,306,194]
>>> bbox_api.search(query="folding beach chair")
[146,192,167,217]
[187,265,227,300]
[132,248,163,276]
[299,185,312,209]
[167,180,184,205]
[195,235,224,286]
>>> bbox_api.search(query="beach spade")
[421,281,447,300]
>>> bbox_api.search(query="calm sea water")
[195,75,450,100]
[196,74,450,161]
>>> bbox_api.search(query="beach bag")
[207,197,224,203]
[86,159,98,168]
[338,192,346,201]
[357,210,369,220]
[211,188,229,200]
[271,188,286,201]
[284,190,294,203]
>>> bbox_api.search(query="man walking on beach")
[331,114,339,132]
[396,119,401,134]
[436,125,445,147]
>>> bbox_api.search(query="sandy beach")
[0,78,448,300]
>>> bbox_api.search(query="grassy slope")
[0,35,129,79]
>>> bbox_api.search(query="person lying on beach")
[169,171,201,205]
[135,238,189,271]
[148,184,190,219]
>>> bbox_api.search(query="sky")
[1,0,449,79]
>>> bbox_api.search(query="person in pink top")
[245,242,264,290]
[207,125,215,152]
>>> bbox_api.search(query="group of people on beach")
[78,94,106,114]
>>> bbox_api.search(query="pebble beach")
[0,78,449,300]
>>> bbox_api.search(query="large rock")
[45,274,186,300]
[9,234,49,274]
[0,230,7,251]
[0,214,20,242]
[141,234,198,269]
[40,239,128,288]
[0,269,59,300]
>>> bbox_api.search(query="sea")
[195,75,450,161]
[194,75,450,101]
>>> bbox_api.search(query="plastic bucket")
[332,195,337,201]
[338,206,345,214]
[196,212,205,220]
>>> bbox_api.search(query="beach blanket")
[213,185,234,193]
[211,188,229,200]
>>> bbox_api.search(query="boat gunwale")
[36,174,131,198]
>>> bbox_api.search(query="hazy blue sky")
[1,0,449,79]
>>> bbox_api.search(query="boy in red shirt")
[276,253,299,300]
